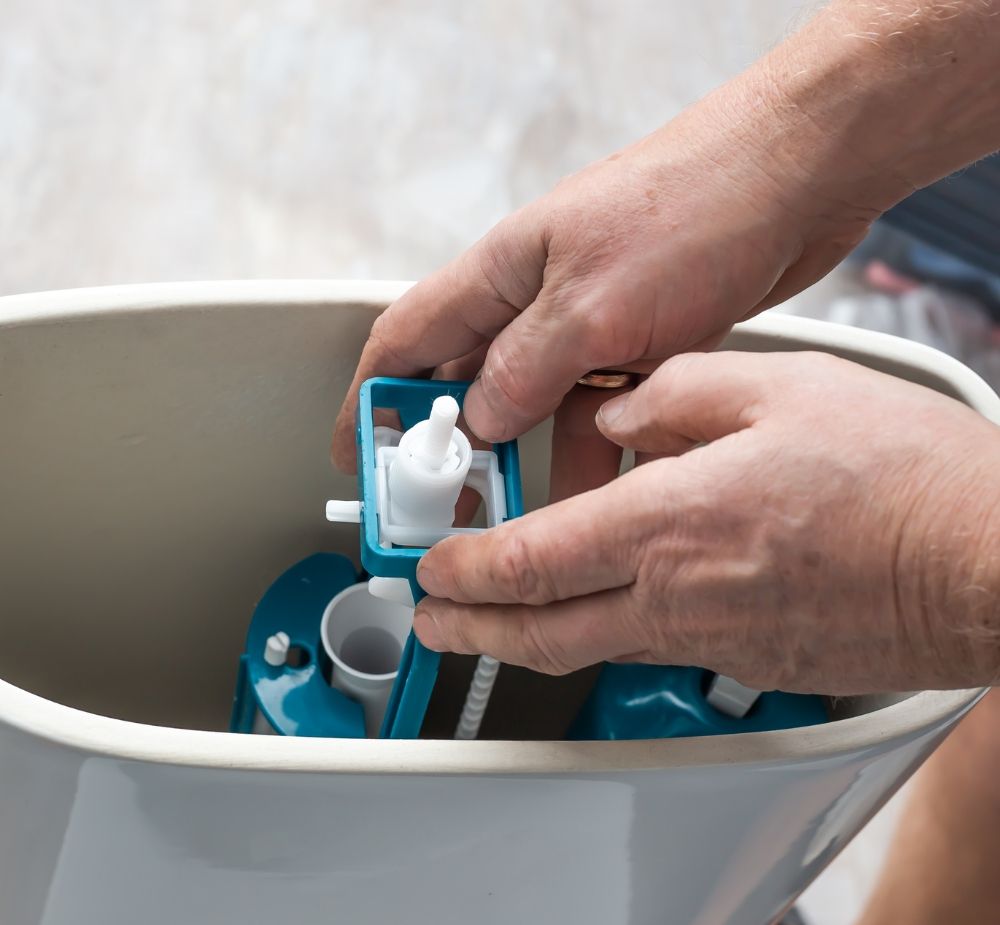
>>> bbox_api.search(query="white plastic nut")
[264,631,291,667]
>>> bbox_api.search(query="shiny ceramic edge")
[0,279,992,774]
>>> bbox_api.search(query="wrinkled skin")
[412,352,1000,693]
[331,81,880,490]
[331,0,1000,693]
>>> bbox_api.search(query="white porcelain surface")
[0,281,994,925]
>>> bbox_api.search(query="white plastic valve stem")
[388,395,472,528]
[420,395,460,467]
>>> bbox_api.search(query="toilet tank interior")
[0,296,925,736]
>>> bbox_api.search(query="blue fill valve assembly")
[231,377,827,741]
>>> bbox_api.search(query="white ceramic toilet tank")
[0,281,991,925]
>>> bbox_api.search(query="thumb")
[596,352,774,454]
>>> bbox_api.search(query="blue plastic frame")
[355,378,523,739]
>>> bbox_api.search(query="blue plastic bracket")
[354,378,523,739]
[231,552,366,737]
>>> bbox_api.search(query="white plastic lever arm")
[326,500,362,524]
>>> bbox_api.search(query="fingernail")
[598,393,630,427]
[413,607,446,652]
[416,562,442,596]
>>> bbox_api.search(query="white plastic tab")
[326,500,362,524]
[367,576,416,608]
[706,674,761,718]
[264,631,291,667]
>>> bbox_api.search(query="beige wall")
[0,0,812,295]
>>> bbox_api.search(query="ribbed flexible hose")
[454,655,500,739]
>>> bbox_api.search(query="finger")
[413,586,644,675]
[596,351,774,454]
[417,471,647,605]
[462,294,739,445]
[549,384,627,504]
[435,342,489,384]
[331,221,546,470]
[461,283,622,443]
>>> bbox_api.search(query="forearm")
[730,0,1000,219]
[858,689,1000,924]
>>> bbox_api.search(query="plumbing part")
[320,581,414,736]
[383,396,502,739]
[568,664,827,741]
[367,576,415,606]
[326,499,361,523]
[230,552,366,739]
[387,395,472,527]
[455,654,501,740]
[706,675,762,719]
[263,632,290,667]
[326,377,524,739]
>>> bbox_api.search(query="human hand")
[332,0,1000,502]
[411,352,1000,694]
[331,68,892,499]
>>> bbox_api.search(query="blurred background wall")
[0,0,816,294]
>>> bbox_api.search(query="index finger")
[331,224,545,471]
[416,467,652,606]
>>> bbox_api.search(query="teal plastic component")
[230,553,366,738]
[354,377,523,739]
[568,664,828,740]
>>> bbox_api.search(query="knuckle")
[491,533,556,605]
[442,609,477,655]
[480,346,536,416]
[477,216,543,311]
[367,308,412,369]
[520,614,575,676]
